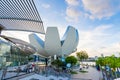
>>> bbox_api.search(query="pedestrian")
[32,63,35,72]
[96,65,100,71]
[29,64,32,72]
[1,66,7,80]
[16,67,21,76]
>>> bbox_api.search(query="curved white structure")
[29,26,79,57]
[45,27,62,56]
[29,34,48,57]
[61,26,79,55]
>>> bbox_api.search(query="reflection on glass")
[0,37,30,69]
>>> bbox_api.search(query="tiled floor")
[19,74,69,80]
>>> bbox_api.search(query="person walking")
[1,66,7,80]
[16,67,21,76]
[32,63,35,72]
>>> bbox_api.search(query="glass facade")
[0,37,31,70]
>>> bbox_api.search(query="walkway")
[19,74,69,80]
[72,67,103,80]
[4,73,69,80]
[6,73,34,80]
[1,66,103,80]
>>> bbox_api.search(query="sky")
[2,0,120,57]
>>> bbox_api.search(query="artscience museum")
[29,26,79,57]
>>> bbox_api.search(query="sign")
[66,63,71,68]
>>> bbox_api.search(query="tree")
[96,55,120,69]
[76,51,88,61]
[28,57,34,61]
[96,57,105,66]
[65,56,77,66]
[51,59,64,68]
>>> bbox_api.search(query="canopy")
[0,35,36,54]
[0,0,45,34]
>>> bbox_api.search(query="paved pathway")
[72,67,103,80]
[1,66,103,80]
[19,74,69,80]
[6,73,34,80]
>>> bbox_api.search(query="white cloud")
[82,0,120,19]
[65,7,81,22]
[65,0,120,21]
[65,0,80,6]
[94,25,112,32]
[41,4,51,9]
[65,0,81,22]
[99,43,120,56]
[75,24,120,57]
[65,16,74,22]
[66,7,80,18]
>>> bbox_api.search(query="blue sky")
[2,0,120,57]
[33,0,120,57]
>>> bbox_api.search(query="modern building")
[0,36,36,69]
[29,26,79,57]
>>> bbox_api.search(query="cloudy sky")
[2,0,120,57]
[34,0,120,57]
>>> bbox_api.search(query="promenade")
[5,66,103,80]
[72,67,103,80]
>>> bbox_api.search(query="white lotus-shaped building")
[29,26,79,57]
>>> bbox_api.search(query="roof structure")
[0,0,45,34]
[0,35,36,55]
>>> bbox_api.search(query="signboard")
[66,63,71,68]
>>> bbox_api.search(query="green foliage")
[28,57,34,61]
[65,56,77,66]
[76,51,89,61]
[70,70,78,74]
[51,59,63,67]
[96,55,120,69]
[96,57,105,66]
[79,70,88,73]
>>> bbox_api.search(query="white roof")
[0,0,45,34]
